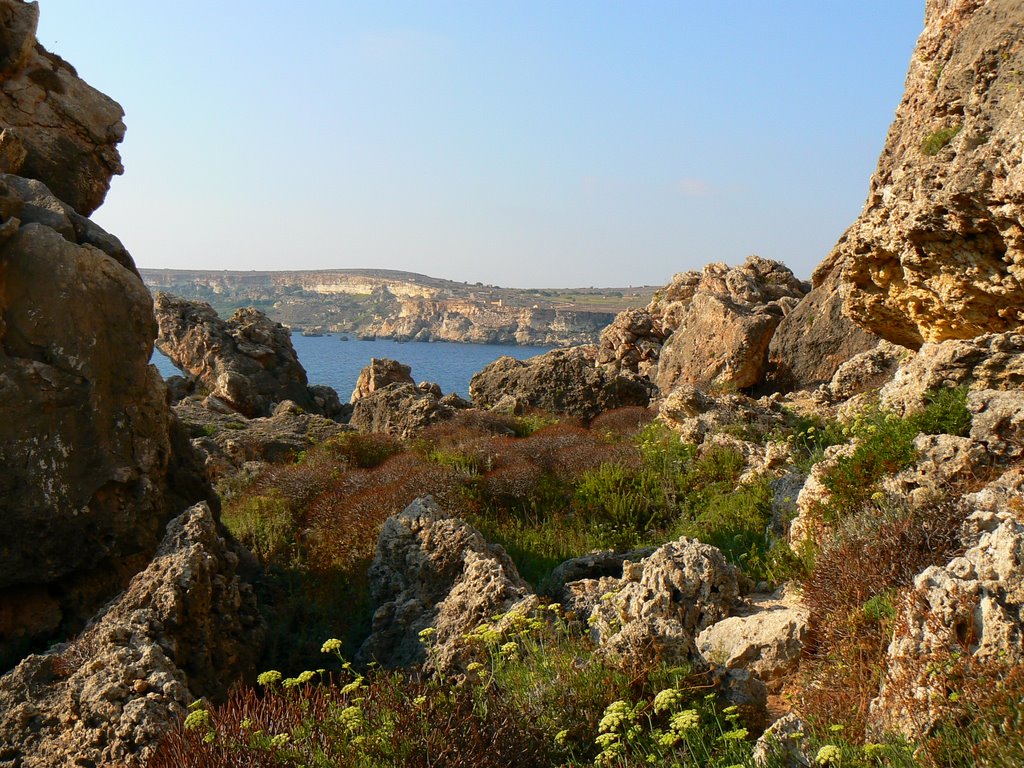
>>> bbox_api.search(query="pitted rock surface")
[0,0,125,214]
[154,293,341,419]
[587,537,741,665]
[357,498,532,672]
[0,504,264,767]
[838,0,1024,347]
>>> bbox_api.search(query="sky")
[37,2,923,288]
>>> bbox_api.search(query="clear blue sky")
[38,1,923,287]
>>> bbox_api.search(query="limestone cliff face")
[838,0,1024,348]
[0,0,125,214]
[363,297,614,346]
[140,269,635,347]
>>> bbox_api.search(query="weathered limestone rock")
[788,443,858,548]
[0,175,210,660]
[968,388,1024,462]
[880,331,1024,414]
[765,255,882,393]
[752,714,813,768]
[349,382,454,438]
[651,257,808,393]
[350,358,415,403]
[659,385,787,446]
[696,589,809,685]
[154,293,341,419]
[588,537,741,665]
[0,504,264,767]
[469,346,653,421]
[820,340,906,403]
[839,0,1024,347]
[0,0,125,215]
[596,307,666,379]
[357,498,532,672]
[175,398,350,480]
[883,433,989,508]
[872,470,1024,736]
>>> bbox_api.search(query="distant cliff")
[141,269,656,346]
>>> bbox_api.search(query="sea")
[150,335,556,400]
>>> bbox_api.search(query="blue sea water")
[150,335,555,399]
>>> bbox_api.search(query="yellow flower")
[256,670,282,687]
[321,638,343,654]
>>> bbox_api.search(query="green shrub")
[222,493,299,566]
[921,123,962,156]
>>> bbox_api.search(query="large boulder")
[0,175,210,662]
[587,537,742,665]
[469,346,653,421]
[350,357,415,403]
[879,331,1024,414]
[764,255,882,393]
[176,398,350,481]
[154,293,341,419]
[349,382,455,438]
[357,498,533,672]
[838,0,1024,347]
[0,504,264,767]
[696,588,809,685]
[0,0,125,215]
[652,257,807,393]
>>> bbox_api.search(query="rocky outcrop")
[0,0,125,215]
[598,257,807,394]
[872,471,1024,736]
[175,398,350,481]
[788,444,857,548]
[819,340,906,403]
[469,346,653,421]
[696,588,809,685]
[350,358,415,402]
[837,0,1024,347]
[653,258,807,393]
[587,537,742,665]
[349,383,457,438]
[0,174,210,662]
[357,498,532,672]
[154,293,342,419]
[765,255,882,393]
[880,331,1024,414]
[0,504,264,767]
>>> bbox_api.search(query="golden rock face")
[837,0,1024,349]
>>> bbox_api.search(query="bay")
[150,335,555,399]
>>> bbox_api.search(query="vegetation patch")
[921,123,962,156]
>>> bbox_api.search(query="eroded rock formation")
[350,357,415,403]
[599,256,807,394]
[837,0,1024,347]
[154,293,342,419]
[469,346,653,420]
[357,497,532,672]
[0,504,264,767]
[0,0,125,215]
[0,175,209,662]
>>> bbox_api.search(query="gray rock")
[350,358,415,403]
[0,504,264,767]
[968,389,1024,462]
[357,498,533,672]
[349,382,454,438]
[880,332,1024,415]
[154,294,341,419]
[469,346,652,421]
[588,537,741,665]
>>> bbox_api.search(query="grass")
[921,124,962,156]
